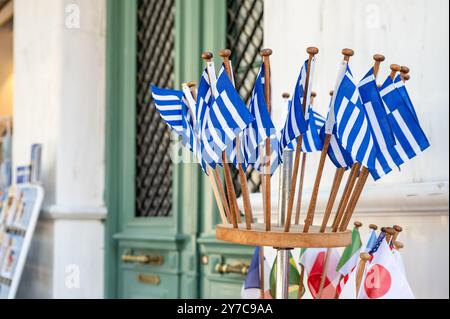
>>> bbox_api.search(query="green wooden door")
[105,0,263,299]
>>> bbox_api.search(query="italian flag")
[336,226,362,276]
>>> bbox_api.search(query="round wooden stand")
[216,223,352,249]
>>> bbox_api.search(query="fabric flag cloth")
[392,247,406,275]
[326,63,377,170]
[299,248,341,299]
[269,251,302,299]
[279,59,312,154]
[365,228,379,253]
[394,75,419,123]
[375,75,430,173]
[151,86,185,134]
[287,106,325,153]
[251,133,283,176]
[338,265,365,299]
[241,247,270,299]
[231,64,276,171]
[358,68,397,180]
[360,240,414,299]
[336,226,363,277]
[206,65,255,160]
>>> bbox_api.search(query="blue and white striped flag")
[231,64,277,171]
[151,86,185,134]
[394,75,419,123]
[373,75,430,177]
[320,125,355,169]
[358,68,397,180]
[287,106,325,153]
[279,59,312,153]
[207,65,255,152]
[251,132,283,176]
[326,63,377,170]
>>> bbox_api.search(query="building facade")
[2,0,448,299]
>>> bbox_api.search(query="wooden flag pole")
[285,47,319,233]
[385,227,396,244]
[355,252,371,297]
[186,82,230,225]
[332,54,385,231]
[302,48,353,233]
[393,241,404,251]
[261,48,273,231]
[219,49,253,230]
[392,225,403,242]
[294,91,316,225]
[338,63,401,232]
[319,90,347,232]
[202,51,240,228]
[259,246,265,299]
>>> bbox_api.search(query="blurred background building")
[0,0,447,298]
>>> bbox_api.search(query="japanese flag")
[359,240,414,299]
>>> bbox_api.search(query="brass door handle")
[215,263,249,275]
[121,253,164,265]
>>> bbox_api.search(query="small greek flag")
[320,125,355,169]
[358,68,397,180]
[206,65,255,158]
[279,59,311,153]
[251,133,283,176]
[372,75,430,178]
[394,75,419,123]
[328,63,377,170]
[151,86,185,134]
[286,106,325,153]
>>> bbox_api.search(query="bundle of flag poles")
[151,46,429,299]
[241,222,414,299]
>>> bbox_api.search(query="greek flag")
[358,68,397,180]
[320,125,355,169]
[230,64,277,171]
[151,86,185,134]
[286,106,325,153]
[373,75,430,177]
[197,69,225,167]
[328,63,377,170]
[206,65,255,159]
[251,132,283,175]
[279,59,311,153]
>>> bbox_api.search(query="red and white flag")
[299,248,341,299]
[359,240,414,299]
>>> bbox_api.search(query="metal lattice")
[136,0,175,217]
[227,0,264,195]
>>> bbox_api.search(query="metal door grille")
[227,0,264,195]
[136,0,175,217]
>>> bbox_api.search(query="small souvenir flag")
[251,133,283,176]
[279,59,312,153]
[375,75,430,172]
[299,248,341,299]
[338,264,365,299]
[360,240,414,299]
[358,68,397,180]
[325,62,377,170]
[206,65,255,158]
[336,225,363,277]
[287,106,325,153]
[365,228,378,253]
[393,75,419,123]
[151,86,185,134]
[269,251,302,299]
[241,247,270,299]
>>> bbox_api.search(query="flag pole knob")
[393,225,403,233]
[360,252,371,261]
[381,227,386,233]
[202,51,213,62]
[400,66,410,75]
[311,91,317,98]
[307,47,319,56]
[403,74,411,81]
[282,92,290,99]
[342,48,354,61]
[329,90,334,96]
[354,221,363,229]
[393,241,404,250]
[373,54,385,62]
[385,227,396,236]
[260,48,273,57]
[369,224,378,230]
[187,81,196,88]
[390,64,401,79]
[219,49,232,59]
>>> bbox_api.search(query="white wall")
[13,0,106,298]
[262,0,449,298]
